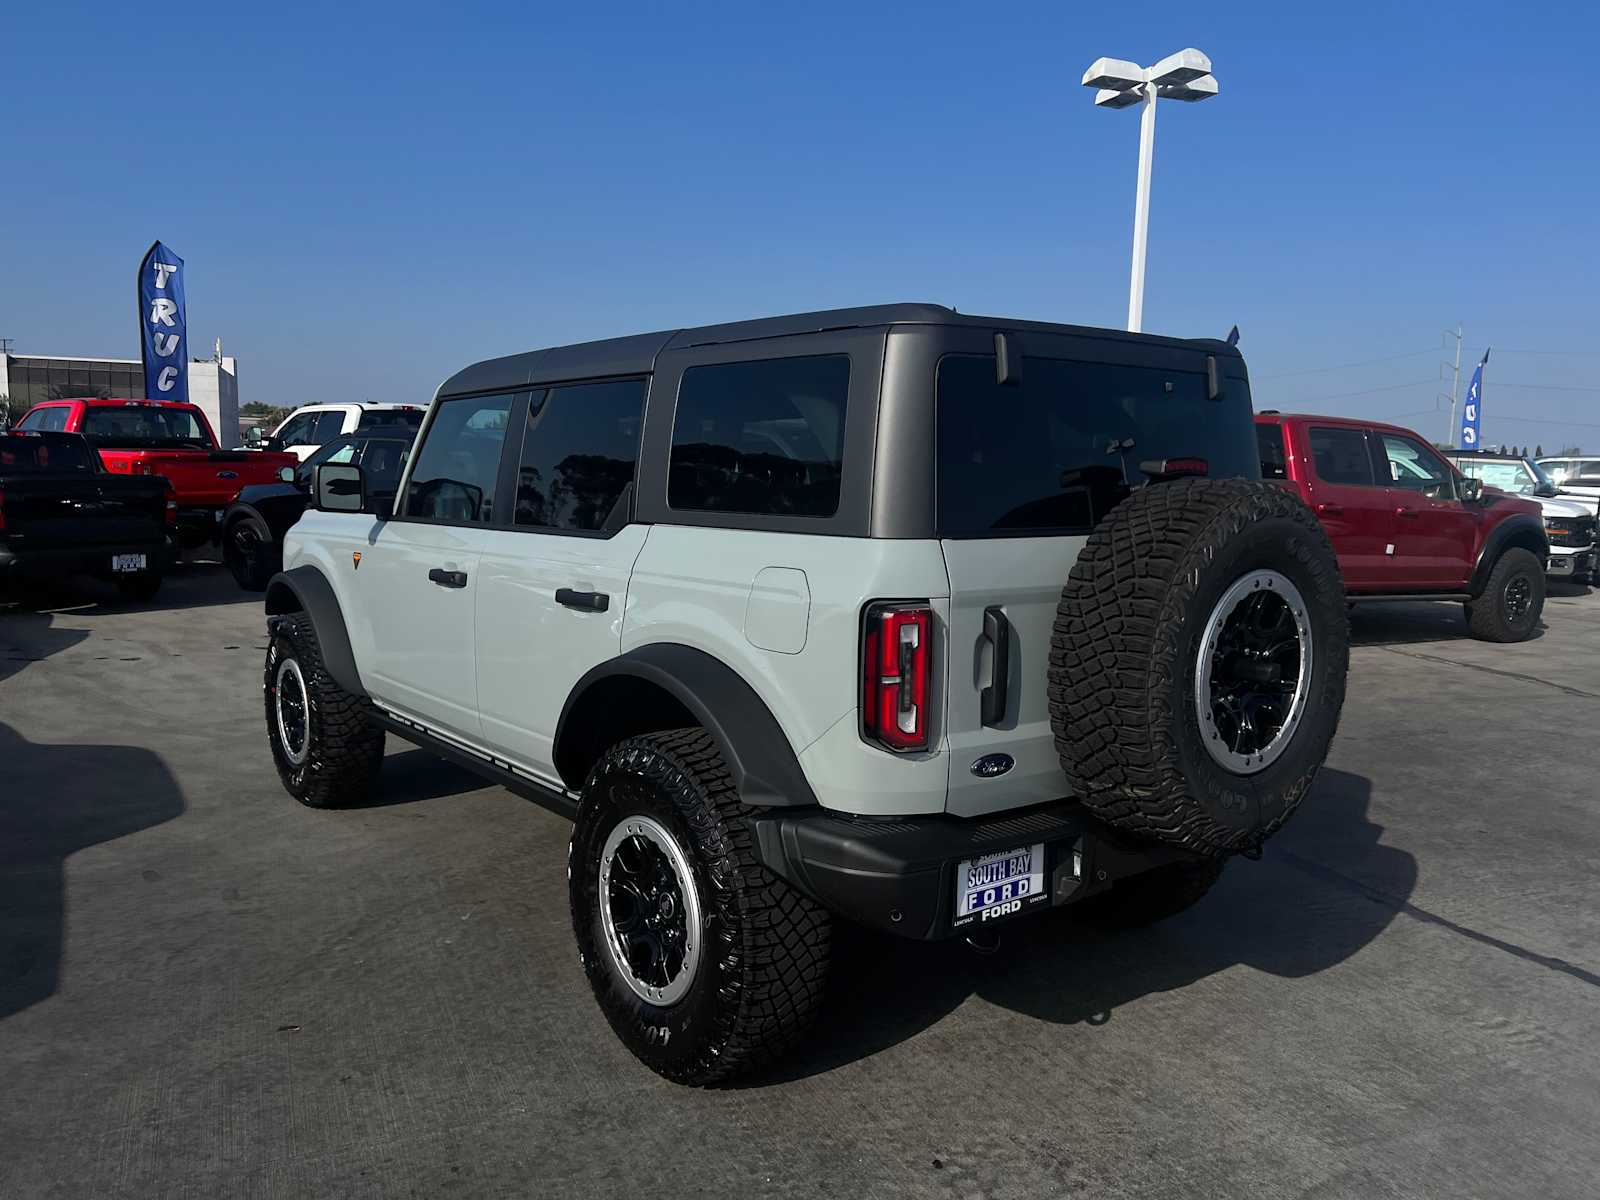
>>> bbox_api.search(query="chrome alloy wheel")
[598,814,703,1006]
[275,656,311,766]
[1194,569,1313,775]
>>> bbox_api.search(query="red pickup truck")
[16,398,298,548]
[1256,412,1549,642]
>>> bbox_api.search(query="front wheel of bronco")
[264,613,385,807]
[569,729,830,1085]
[1464,548,1544,642]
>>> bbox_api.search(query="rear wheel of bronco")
[264,612,384,807]
[569,729,830,1085]
[1048,479,1348,857]
[1464,548,1544,642]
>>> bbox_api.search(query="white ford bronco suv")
[262,305,1350,1084]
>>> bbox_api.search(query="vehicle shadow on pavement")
[750,768,1414,1085]
[350,748,500,808]
[0,722,186,1021]
[1348,601,1548,647]
[2,560,253,617]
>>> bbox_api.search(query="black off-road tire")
[569,728,830,1086]
[114,570,164,603]
[1464,548,1545,642]
[224,515,275,592]
[1048,479,1349,857]
[264,612,384,808]
[1077,858,1226,929]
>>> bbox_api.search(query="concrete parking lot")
[3,565,1598,1198]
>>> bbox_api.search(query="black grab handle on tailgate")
[980,605,1010,728]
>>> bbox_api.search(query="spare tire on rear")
[1048,478,1348,857]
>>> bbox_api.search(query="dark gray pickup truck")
[0,432,173,602]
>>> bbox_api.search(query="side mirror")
[277,466,296,483]
[264,436,285,453]
[1534,482,1558,498]
[1460,477,1484,503]
[244,426,264,445]
[315,463,366,513]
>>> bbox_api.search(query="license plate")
[111,553,147,573]
[953,842,1046,928]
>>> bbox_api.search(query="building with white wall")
[1,352,241,447]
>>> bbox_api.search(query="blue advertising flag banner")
[1459,348,1489,449]
[138,241,187,403]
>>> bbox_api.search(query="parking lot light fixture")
[1081,48,1219,333]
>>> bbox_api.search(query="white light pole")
[1082,49,1219,332]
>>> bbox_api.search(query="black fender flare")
[263,565,365,696]
[554,643,818,807]
[1469,514,1549,596]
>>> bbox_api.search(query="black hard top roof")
[437,303,1239,396]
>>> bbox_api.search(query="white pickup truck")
[250,403,424,460]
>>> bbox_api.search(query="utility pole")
[1443,323,1463,447]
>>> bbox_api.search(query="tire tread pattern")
[264,612,384,808]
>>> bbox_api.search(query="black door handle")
[428,568,468,589]
[556,587,609,613]
[980,605,1011,727]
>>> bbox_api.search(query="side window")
[1380,434,1456,500]
[311,410,347,445]
[401,392,516,523]
[1308,427,1376,486]
[278,414,316,445]
[18,407,68,432]
[324,442,358,464]
[1256,424,1288,479]
[514,379,645,532]
[355,439,410,495]
[668,355,849,517]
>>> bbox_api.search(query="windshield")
[80,406,210,449]
[1456,457,1552,495]
[936,353,1258,536]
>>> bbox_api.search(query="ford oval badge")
[970,753,1015,779]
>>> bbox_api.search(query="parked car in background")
[1257,413,1549,640]
[221,424,416,589]
[247,403,425,460]
[1537,456,1600,516]
[16,398,299,549]
[0,431,173,602]
[1449,451,1596,583]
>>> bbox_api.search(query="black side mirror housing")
[1534,482,1558,498]
[1460,477,1484,503]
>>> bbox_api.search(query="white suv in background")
[257,402,424,460]
[258,304,1351,1084]
[1538,456,1600,517]
[1452,452,1598,583]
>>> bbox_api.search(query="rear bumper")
[748,799,1198,940]
[0,540,171,583]
[174,506,225,546]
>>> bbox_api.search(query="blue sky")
[5,1,1598,451]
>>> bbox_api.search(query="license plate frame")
[111,553,147,574]
[952,841,1048,929]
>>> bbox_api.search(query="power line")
[1486,380,1600,394]
[1288,378,1436,404]
[1255,347,1437,381]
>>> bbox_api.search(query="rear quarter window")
[668,355,849,518]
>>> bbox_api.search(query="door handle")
[1395,506,1419,519]
[556,587,609,613]
[1315,502,1344,517]
[428,567,468,588]
[980,606,1011,728]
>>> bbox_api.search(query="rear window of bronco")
[935,354,1258,536]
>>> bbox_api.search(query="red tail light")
[164,483,178,526]
[861,601,932,752]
